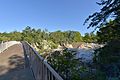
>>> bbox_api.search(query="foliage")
[94,20,120,78]
[47,48,107,80]
[49,30,83,44]
[47,48,83,80]
[0,32,10,41]
[93,40,120,78]
[97,20,120,43]
[9,31,22,41]
[1,26,98,54]
[49,30,66,44]
[83,32,97,43]
[94,40,120,64]
[84,0,120,29]
[84,0,120,79]
[80,70,106,80]
[0,26,97,46]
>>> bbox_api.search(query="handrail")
[0,41,20,53]
[22,41,63,80]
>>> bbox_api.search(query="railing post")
[22,42,29,68]
[22,41,63,80]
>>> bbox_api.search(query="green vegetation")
[0,27,97,80]
[49,30,83,44]
[84,0,120,29]
[47,49,88,80]
[97,20,120,43]
[1,0,120,79]
[0,26,97,52]
[83,32,97,43]
[84,0,120,79]
[93,20,120,79]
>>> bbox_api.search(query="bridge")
[0,41,63,80]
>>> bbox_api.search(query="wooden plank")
[22,41,63,80]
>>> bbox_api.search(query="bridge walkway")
[0,44,35,80]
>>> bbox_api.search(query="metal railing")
[22,41,63,80]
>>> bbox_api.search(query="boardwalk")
[0,44,35,80]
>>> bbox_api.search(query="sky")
[0,0,100,35]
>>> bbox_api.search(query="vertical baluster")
[23,42,63,80]
[47,69,50,80]
[44,66,47,80]
[36,56,39,80]
[39,60,41,80]
[50,72,53,80]
[51,74,53,80]
[42,64,45,80]
[40,60,42,80]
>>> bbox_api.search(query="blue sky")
[0,0,100,35]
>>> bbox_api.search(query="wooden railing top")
[22,41,63,80]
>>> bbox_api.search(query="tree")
[72,31,82,42]
[83,33,97,43]
[9,31,22,41]
[93,40,120,79]
[41,29,49,40]
[64,31,82,43]
[97,20,120,43]
[47,48,83,80]
[49,30,65,44]
[0,32,10,41]
[49,30,83,44]
[84,0,120,79]
[84,0,120,29]
[22,26,33,43]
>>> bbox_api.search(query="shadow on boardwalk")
[0,44,34,80]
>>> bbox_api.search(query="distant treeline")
[0,26,97,44]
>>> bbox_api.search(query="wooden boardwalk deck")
[0,44,35,80]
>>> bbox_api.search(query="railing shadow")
[0,54,34,80]
[8,55,24,70]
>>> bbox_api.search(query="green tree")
[97,20,120,43]
[84,0,120,29]
[22,26,38,43]
[72,31,82,42]
[83,33,97,43]
[49,30,66,44]
[85,0,120,79]
[0,32,10,41]
[9,31,22,41]
[47,49,83,80]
